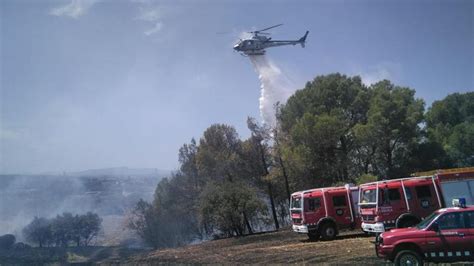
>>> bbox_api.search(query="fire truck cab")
[359,168,474,234]
[290,184,360,240]
[359,176,442,233]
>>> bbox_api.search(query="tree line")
[23,212,102,247]
[128,73,473,248]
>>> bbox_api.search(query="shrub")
[0,234,16,249]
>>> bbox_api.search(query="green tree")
[355,174,378,185]
[245,117,280,230]
[152,173,202,244]
[405,140,452,173]
[277,74,370,188]
[23,213,102,248]
[446,122,474,166]
[272,124,291,205]
[127,199,170,248]
[50,213,76,247]
[198,180,266,237]
[426,92,474,166]
[196,124,243,182]
[360,80,424,178]
[289,113,347,185]
[78,212,102,246]
[179,138,201,190]
[155,139,201,221]
[195,124,257,233]
[23,217,51,248]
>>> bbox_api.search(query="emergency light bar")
[452,198,466,208]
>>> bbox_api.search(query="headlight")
[376,235,383,245]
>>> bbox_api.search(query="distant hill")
[68,167,170,178]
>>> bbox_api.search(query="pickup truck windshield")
[416,212,438,229]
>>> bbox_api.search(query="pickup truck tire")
[394,250,423,266]
[319,223,336,241]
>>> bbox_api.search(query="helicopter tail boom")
[299,31,309,48]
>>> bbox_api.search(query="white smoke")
[0,173,161,245]
[249,55,294,127]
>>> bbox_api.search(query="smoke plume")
[248,55,294,127]
[0,171,163,245]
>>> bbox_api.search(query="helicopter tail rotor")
[299,31,309,48]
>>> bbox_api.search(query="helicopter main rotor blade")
[257,23,283,32]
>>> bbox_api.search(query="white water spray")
[249,55,294,127]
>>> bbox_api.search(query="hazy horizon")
[0,166,171,176]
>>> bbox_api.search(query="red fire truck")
[359,168,474,234]
[290,184,361,240]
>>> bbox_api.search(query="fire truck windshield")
[360,189,377,205]
[415,212,438,229]
[291,196,302,209]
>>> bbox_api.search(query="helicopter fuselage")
[233,30,309,56]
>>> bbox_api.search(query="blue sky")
[1,0,472,174]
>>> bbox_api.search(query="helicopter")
[233,24,309,56]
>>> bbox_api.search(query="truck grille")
[292,218,302,224]
[362,215,375,221]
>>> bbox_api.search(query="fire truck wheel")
[319,223,336,241]
[394,250,423,266]
[307,231,320,241]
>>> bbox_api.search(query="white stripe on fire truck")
[426,251,470,258]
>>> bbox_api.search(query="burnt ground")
[0,229,385,265]
[130,229,387,265]
[5,229,474,265]
[0,246,142,265]
[3,229,474,265]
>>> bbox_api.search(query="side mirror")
[430,223,439,232]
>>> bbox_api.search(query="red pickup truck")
[375,200,474,265]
